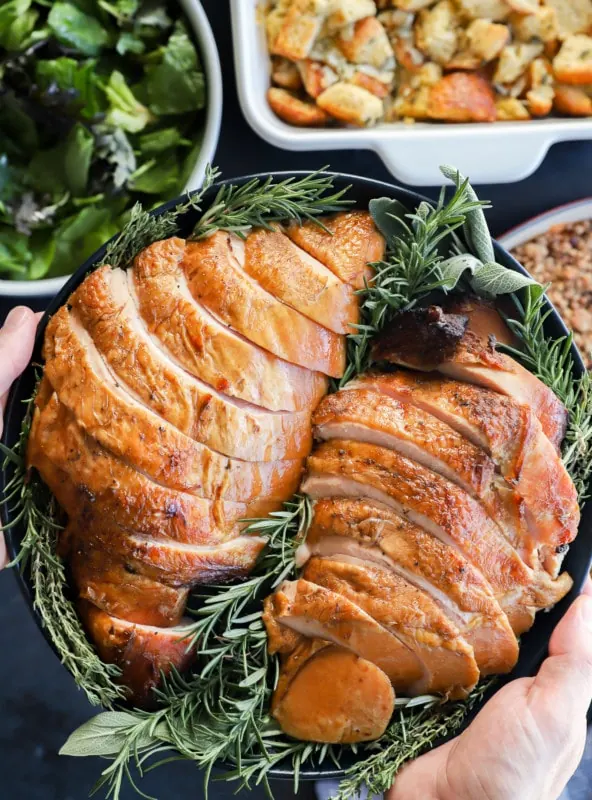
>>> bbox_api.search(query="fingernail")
[3,307,31,333]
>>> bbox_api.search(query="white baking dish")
[230,0,592,187]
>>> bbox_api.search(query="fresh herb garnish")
[0,0,206,281]
[2,167,592,800]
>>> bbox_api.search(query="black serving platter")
[2,172,591,783]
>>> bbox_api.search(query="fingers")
[0,306,38,406]
[0,306,39,570]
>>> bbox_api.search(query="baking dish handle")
[375,131,557,187]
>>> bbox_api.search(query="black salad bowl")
[1,172,591,782]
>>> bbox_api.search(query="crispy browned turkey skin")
[264,301,578,745]
[26,213,380,704]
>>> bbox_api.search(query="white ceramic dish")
[498,197,592,250]
[230,0,592,188]
[0,0,222,299]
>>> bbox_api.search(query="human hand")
[388,580,592,800]
[0,307,39,569]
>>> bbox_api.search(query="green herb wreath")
[2,166,591,800]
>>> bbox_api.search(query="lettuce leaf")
[48,2,111,57]
[144,22,205,115]
[35,58,104,119]
[105,70,152,133]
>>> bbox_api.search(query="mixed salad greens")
[0,0,206,281]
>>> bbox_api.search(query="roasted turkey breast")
[27,211,381,703]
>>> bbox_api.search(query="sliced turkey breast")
[243,226,359,334]
[79,520,266,588]
[304,557,479,699]
[79,602,195,706]
[69,533,189,627]
[43,307,303,503]
[132,237,328,412]
[353,371,579,576]
[285,211,385,289]
[302,440,573,633]
[70,266,312,461]
[312,386,550,571]
[372,305,568,449]
[28,388,270,545]
[271,640,394,743]
[182,232,346,377]
[264,578,425,693]
[313,387,495,496]
[300,498,518,676]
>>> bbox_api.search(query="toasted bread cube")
[393,35,427,71]
[446,50,483,69]
[391,84,432,118]
[266,5,290,49]
[415,0,461,65]
[377,9,415,35]
[511,7,558,43]
[543,0,592,40]
[456,0,511,22]
[316,81,384,125]
[326,0,377,31]
[272,4,324,60]
[297,59,339,97]
[554,83,592,114]
[526,85,555,114]
[337,17,395,67]
[493,41,544,83]
[505,0,539,13]
[351,70,393,96]
[553,35,592,85]
[466,19,510,61]
[495,96,531,119]
[267,87,331,125]
[428,71,497,120]
[528,55,554,87]
[272,57,304,90]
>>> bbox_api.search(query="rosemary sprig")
[338,173,487,387]
[2,399,124,708]
[501,285,592,501]
[191,169,353,240]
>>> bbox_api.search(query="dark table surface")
[1,3,591,799]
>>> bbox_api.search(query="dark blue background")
[0,2,591,798]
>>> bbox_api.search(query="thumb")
[528,591,592,723]
[0,307,37,399]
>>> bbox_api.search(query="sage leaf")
[439,165,494,264]
[439,254,482,291]
[470,262,539,297]
[59,712,143,757]
[368,197,409,244]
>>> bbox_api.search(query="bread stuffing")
[263,0,592,125]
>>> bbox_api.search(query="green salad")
[0,0,206,281]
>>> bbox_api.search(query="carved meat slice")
[28,388,277,545]
[243,226,359,334]
[285,210,385,289]
[69,533,189,627]
[70,266,312,461]
[303,557,480,698]
[132,237,328,412]
[271,640,395,743]
[183,232,346,377]
[300,498,518,676]
[80,602,195,706]
[43,307,303,503]
[264,578,426,693]
[302,440,573,633]
[372,304,568,448]
[353,371,579,576]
